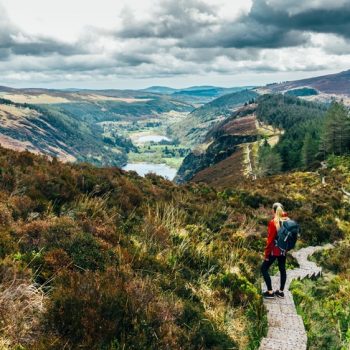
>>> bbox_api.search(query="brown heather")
[0,146,348,349]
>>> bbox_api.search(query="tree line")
[255,94,350,177]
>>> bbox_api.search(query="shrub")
[0,261,46,348]
[47,269,129,349]
[64,233,109,271]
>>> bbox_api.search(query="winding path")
[259,244,333,350]
[245,144,256,180]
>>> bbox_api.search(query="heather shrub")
[0,261,46,348]
[48,269,129,349]
[0,146,348,349]
[64,233,109,271]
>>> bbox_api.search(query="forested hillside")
[256,94,328,170]
[177,93,350,186]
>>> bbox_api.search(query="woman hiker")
[261,202,289,299]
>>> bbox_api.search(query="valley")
[1,70,349,181]
[0,69,350,350]
[98,109,192,178]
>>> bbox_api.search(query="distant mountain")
[141,85,257,104]
[140,86,177,94]
[267,69,350,95]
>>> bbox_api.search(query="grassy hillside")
[142,86,256,104]
[53,96,192,123]
[0,146,348,349]
[0,97,127,166]
[267,69,350,95]
[175,105,260,183]
[290,156,350,350]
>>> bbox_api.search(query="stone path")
[259,244,333,350]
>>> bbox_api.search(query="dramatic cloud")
[0,0,349,88]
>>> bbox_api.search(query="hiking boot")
[275,290,284,298]
[262,291,275,299]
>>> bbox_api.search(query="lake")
[135,134,172,144]
[123,162,177,180]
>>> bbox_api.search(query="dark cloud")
[249,0,350,38]
[118,0,350,50]
[0,5,83,59]
[10,39,82,56]
[118,0,217,39]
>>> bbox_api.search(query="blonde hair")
[273,202,286,229]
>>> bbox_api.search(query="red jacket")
[264,214,288,259]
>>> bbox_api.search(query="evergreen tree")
[256,141,283,177]
[302,132,319,167]
[321,101,350,155]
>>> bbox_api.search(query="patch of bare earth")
[76,94,153,103]
[0,135,41,155]
[222,114,258,136]
[3,94,71,104]
[192,147,245,188]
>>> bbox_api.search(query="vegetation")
[290,156,350,350]
[285,88,319,97]
[128,144,190,168]
[256,94,328,171]
[176,134,258,183]
[0,94,194,169]
[0,140,348,349]
[320,101,350,156]
[1,87,350,349]
[169,90,259,146]
[0,97,128,167]
[0,145,273,349]
[54,96,192,123]
[255,141,282,178]
[190,89,258,122]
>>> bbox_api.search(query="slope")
[169,89,258,147]
[0,88,194,167]
[265,69,350,96]
[0,145,348,349]
[176,94,328,186]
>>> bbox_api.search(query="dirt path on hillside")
[245,144,256,180]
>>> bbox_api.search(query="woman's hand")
[264,258,269,261]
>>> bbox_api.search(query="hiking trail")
[259,244,333,350]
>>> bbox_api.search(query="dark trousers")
[261,255,287,291]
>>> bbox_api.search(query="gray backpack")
[275,219,300,254]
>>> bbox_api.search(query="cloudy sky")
[0,0,349,89]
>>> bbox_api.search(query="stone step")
[267,326,307,343]
[259,336,307,350]
[266,312,305,331]
[265,302,297,315]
